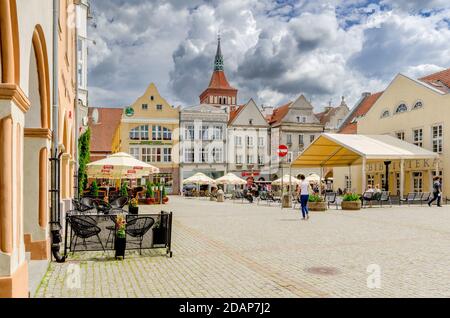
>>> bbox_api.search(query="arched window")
[129,125,149,140]
[395,103,408,114]
[380,110,390,118]
[413,101,423,110]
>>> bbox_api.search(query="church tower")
[199,36,238,106]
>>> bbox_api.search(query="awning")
[291,133,439,168]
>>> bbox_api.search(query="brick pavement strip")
[35,196,450,298]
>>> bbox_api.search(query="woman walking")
[428,176,442,207]
[297,174,311,220]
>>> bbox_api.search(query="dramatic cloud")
[88,0,450,111]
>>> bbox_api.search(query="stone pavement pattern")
[35,197,450,297]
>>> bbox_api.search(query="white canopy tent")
[272,175,302,186]
[183,172,216,185]
[305,173,321,183]
[215,173,247,185]
[291,133,439,197]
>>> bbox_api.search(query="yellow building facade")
[334,71,450,196]
[112,83,181,194]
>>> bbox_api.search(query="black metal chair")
[378,191,392,207]
[79,197,96,212]
[399,192,416,206]
[362,191,374,208]
[110,196,129,209]
[67,215,105,253]
[325,192,338,209]
[420,192,431,205]
[125,217,155,255]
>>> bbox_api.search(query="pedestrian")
[428,176,442,207]
[297,174,312,220]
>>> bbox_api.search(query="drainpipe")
[50,0,65,263]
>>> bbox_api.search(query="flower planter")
[129,206,139,214]
[163,197,169,204]
[308,201,327,211]
[145,198,155,205]
[341,201,361,211]
[115,236,126,259]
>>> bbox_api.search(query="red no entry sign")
[278,144,288,157]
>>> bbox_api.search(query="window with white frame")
[246,136,254,147]
[235,136,242,146]
[212,147,223,163]
[142,104,148,110]
[129,147,140,160]
[213,126,223,140]
[396,131,405,141]
[395,103,408,114]
[201,148,208,163]
[162,127,172,141]
[184,147,194,163]
[258,137,264,147]
[142,148,151,163]
[413,128,423,147]
[413,172,423,192]
[345,175,352,191]
[129,125,149,140]
[367,174,375,187]
[201,126,209,140]
[150,148,161,162]
[299,134,304,146]
[236,154,243,164]
[163,148,172,162]
[432,124,443,153]
[258,154,264,165]
[156,104,163,111]
[152,126,162,140]
[287,134,292,145]
[247,154,254,164]
[310,135,315,143]
[185,125,194,140]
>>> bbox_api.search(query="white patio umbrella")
[272,175,302,186]
[87,152,159,180]
[182,172,216,185]
[215,173,247,185]
[305,173,321,183]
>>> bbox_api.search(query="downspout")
[50,0,65,263]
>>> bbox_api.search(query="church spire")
[214,34,224,71]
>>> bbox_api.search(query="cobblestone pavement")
[35,197,450,298]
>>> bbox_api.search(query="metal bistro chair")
[125,217,155,255]
[325,192,338,210]
[68,215,105,253]
[80,197,96,212]
[379,191,392,207]
[399,192,416,206]
[420,192,431,205]
[362,191,374,208]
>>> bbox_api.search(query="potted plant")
[90,180,99,198]
[129,197,139,214]
[154,183,161,203]
[145,182,155,204]
[152,213,168,246]
[341,193,362,210]
[161,185,169,204]
[114,213,127,259]
[308,194,327,211]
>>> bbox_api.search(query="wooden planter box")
[341,201,361,210]
[308,201,327,211]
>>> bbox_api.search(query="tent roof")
[291,133,438,168]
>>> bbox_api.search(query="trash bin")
[282,193,292,208]
[217,190,224,202]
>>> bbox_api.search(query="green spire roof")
[214,35,224,71]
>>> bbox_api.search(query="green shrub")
[308,194,324,202]
[161,185,167,198]
[120,182,128,197]
[90,180,99,197]
[343,193,360,201]
[146,182,154,198]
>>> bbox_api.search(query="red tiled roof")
[88,107,123,154]
[419,67,450,93]
[338,92,383,134]
[208,70,236,90]
[228,105,245,125]
[268,102,292,125]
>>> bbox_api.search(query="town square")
[1,0,450,304]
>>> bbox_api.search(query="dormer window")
[381,110,390,118]
[395,103,408,114]
[413,101,423,110]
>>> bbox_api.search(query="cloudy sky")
[88,0,450,111]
